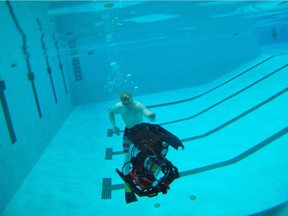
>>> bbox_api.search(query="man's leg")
[122,136,138,203]
[123,136,132,190]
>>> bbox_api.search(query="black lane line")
[249,200,288,216]
[102,126,288,199]
[161,64,288,126]
[0,80,16,144]
[6,1,42,118]
[180,126,288,177]
[182,86,288,142]
[53,34,68,95]
[147,55,277,109]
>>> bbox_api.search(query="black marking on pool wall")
[6,1,42,118]
[0,80,17,144]
[27,72,42,118]
[101,126,288,199]
[147,55,278,109]
[41,33,58,104]
[37,18,58,104]
[53,34,68,95]
[72,57,83,81]
[68,40,83,81]
[46,64,58,104]
[161,64,288,126]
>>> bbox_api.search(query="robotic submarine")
[116,123,184,199]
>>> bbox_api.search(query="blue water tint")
[1,1,288,216]
[46,1,288,104]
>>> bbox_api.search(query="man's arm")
[137,102,156,122]
[108,105,121,135]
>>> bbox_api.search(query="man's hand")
[149,112,156,121]
[113,126,121,135]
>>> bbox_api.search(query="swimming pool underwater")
[2,49,288,216]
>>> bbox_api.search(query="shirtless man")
[108,92,156,164]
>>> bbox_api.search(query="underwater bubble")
[134,86,139,89]
[110,61,119,70]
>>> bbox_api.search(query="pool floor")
[3,48,288,216]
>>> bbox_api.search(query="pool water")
[1,1,288,215]
[3,50,288,215]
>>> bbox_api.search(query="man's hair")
[120,92,133,101]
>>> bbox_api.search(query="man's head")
[120,92,133,106]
